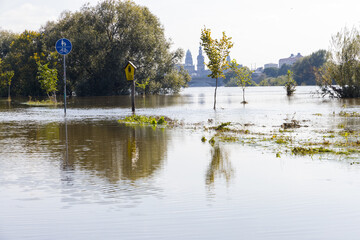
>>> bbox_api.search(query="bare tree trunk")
[53,91,57,103]
[7,84,10,101]
[213,78,218,110]
[242,88,245,103]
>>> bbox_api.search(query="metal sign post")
[55,38,72,117]
[125,61,137,113]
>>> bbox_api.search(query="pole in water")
[63,55,67,117]
[131,79,135,113]
[55,38,72,117]
[124,61,137,113]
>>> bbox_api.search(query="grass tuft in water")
[118,115,168,126]
[209,137,216,146]
[26,100,59,106]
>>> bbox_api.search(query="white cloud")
[0,3,58,32]
[2,0,360,67]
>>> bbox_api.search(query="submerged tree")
[228,60,253,104]
[2,71,14,101]
[285,70,296,96]
[200,27,233,110]
[0,58,14,100]
[41,0,188,96]
[37,62,58,102]
[316,27,360,98]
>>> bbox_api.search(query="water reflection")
[63,118,72,171]
[66,94,187,109]
[61,122,169,182]
[0,119,170,184]
[206,143,234,188]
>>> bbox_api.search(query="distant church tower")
[185,49,193,66]
[184,49,195,74]
[226,55,231,63]
[197,46,205,74]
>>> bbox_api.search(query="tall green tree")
[4,30,46,97]
[41,0,188,96]
[200,27,233,110]
[316,27,360,98]
[228,60,253,104]
[292,50,327,85]
[263,67,278,78]
[0,30,18,59]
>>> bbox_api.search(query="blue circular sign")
[55,38,72,55]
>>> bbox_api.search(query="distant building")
[181,46,212,77]
[226,55,231,63]
[279,53,303,68]
[196,46,205,75]
[184,50,195,74]
[264,63,278,69]
[181,46,225,86]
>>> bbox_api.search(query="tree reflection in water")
[206,143,235,189]
[61,122,169,183]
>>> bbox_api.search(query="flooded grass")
[171,111,360,159]
[25,100,59,106]
[118,115,169,126]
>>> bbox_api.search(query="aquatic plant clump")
[26,100,60,106]
[118,115,168,126]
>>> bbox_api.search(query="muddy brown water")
[2,86,360,239]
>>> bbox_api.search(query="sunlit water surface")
[2,87,360,239]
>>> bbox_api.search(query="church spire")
[185,49,193,66]
[197,46,205,73]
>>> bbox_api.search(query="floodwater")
[2,86,360,239]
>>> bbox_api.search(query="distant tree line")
[0,0,190,98]
[223,49,327,87]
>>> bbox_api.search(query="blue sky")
[1,0,359,68]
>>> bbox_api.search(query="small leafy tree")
[136,77,150,96]
[0,58,14,100]
[228,60,253,104]
[285,70,296,96]
[200,27,233,110]
[37,62,58,103]
[2,71,14,100]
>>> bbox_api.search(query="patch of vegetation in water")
[218,135,238,142]
[291,146,334,155]
[25,100,59,106]
[118,115,168,126]
[210,122,231,131]
[119,113,360,160]
[339,111,360,117]
[209,136,216,146]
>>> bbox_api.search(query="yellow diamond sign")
[125,61,136,81]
